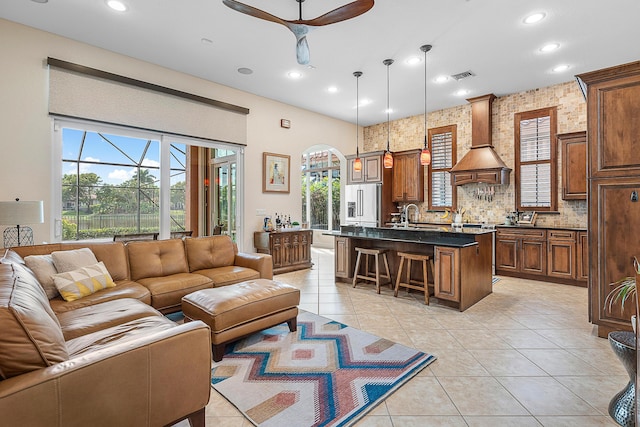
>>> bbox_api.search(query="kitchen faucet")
[403,204,420,226]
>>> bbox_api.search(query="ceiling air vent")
[451,70,475,81]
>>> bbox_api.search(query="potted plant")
[605,256,640,332]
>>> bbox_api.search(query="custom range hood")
[450,94,511,185]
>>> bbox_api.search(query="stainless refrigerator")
[344,183,382,227]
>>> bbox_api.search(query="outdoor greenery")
[301,173,340,230]
[62,171,186,239]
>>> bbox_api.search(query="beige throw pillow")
[52,262,116,302]
[51,248,98,273]
[24,254,59,299]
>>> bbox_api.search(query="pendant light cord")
[354,71,362,156]
[421,45,432,149]
[384,59,394,152]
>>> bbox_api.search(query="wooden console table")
[254,229,313,274]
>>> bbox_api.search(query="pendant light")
[353,71,363,172]
[420,44,433,166]
[383,58,394,169]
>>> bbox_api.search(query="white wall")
[0,18,357,252]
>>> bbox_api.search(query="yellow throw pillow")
[52,261,116,302]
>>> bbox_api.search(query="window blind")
[431,129,454,208]
[519,115,551,208]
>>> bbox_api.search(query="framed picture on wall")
[263,152,290,193]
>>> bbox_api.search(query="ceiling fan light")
[420,148,431,166]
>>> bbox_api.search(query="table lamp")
[0,199,44,247]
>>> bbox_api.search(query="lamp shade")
[0,201,44,225]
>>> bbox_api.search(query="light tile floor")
[195,247,626,426]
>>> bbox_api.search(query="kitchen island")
[330,225,494,311]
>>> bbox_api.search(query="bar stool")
[394,251,433,305]
[352,247,392,294]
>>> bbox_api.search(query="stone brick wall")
[362,81,587,227]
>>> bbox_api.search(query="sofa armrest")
[235,252,273,280]
[0,321,212,427]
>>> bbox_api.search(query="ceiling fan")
[222,0,375,65]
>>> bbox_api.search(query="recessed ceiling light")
[327,86,338,93]
[359,99,372,107]
[552,64,570,73]
[434,75,449,84]
[523,12,545,24]
[201,38,213,45]
[406,56,422,66]
[540,43,560,53]
[287,71,303,79]
[385,108,394,114]
[237,67,253,75]
[106,0,128,12]
[31,0,48,3]
[455,89,469,96]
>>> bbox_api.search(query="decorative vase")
[608,331,636,427]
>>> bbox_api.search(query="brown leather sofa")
[0,235,273,426]
[0,256,212,427]
[9,235,273,314]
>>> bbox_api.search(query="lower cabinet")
[334,236,353,279]
[434,246,460,302]
[254,230,313,274]
[496,227,587,286]
[496,228,546,276]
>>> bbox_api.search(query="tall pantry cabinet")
[577,61,640,338]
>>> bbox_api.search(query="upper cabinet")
[559,131,587,200]
[347,152,384,184]
[392,149,424,202]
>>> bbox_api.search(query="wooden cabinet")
[577,61,640,337]
[496,228,547,276]
[577,231,589,281]
[559,131,587,200]
[392,149,424,202]
[254,229,313,274]
[496,226,588,286]
[334,236,353,279]
[434,246,460,302]
[347,152,383,184]
[547,230,576,280]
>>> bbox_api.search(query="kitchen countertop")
[326,225,493,247]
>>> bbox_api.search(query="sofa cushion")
[48,280,151,314]
[185,235,237,272]
[135,273,212,313]
[57,298,162,340]
[65,315,177,358]
[194,265,260,287]
[127,239,189,281]
[52,262,116,302]
[51,247,98,273]
[23,254,59,299]
[12,242,131,282]
[0,263,68,379]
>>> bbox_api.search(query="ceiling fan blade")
[222,0,288,26]
[302,0,374,26]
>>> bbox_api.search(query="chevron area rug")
[211,311,435,427]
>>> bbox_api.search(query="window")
[56,119,245,244]
[60,127,186,240]
[428,125,457,210]
[515,107,557,211]
[301,149,341,230]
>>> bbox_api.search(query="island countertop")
[326,225,494,248]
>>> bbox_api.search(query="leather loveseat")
[0,235,273,426]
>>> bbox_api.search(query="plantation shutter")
[429,126,456,209]
[519,116,551,207]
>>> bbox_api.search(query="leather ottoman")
[181,279,300,361]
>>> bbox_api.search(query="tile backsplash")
[363,81,588,228]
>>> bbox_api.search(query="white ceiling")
[2,0,639,126]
